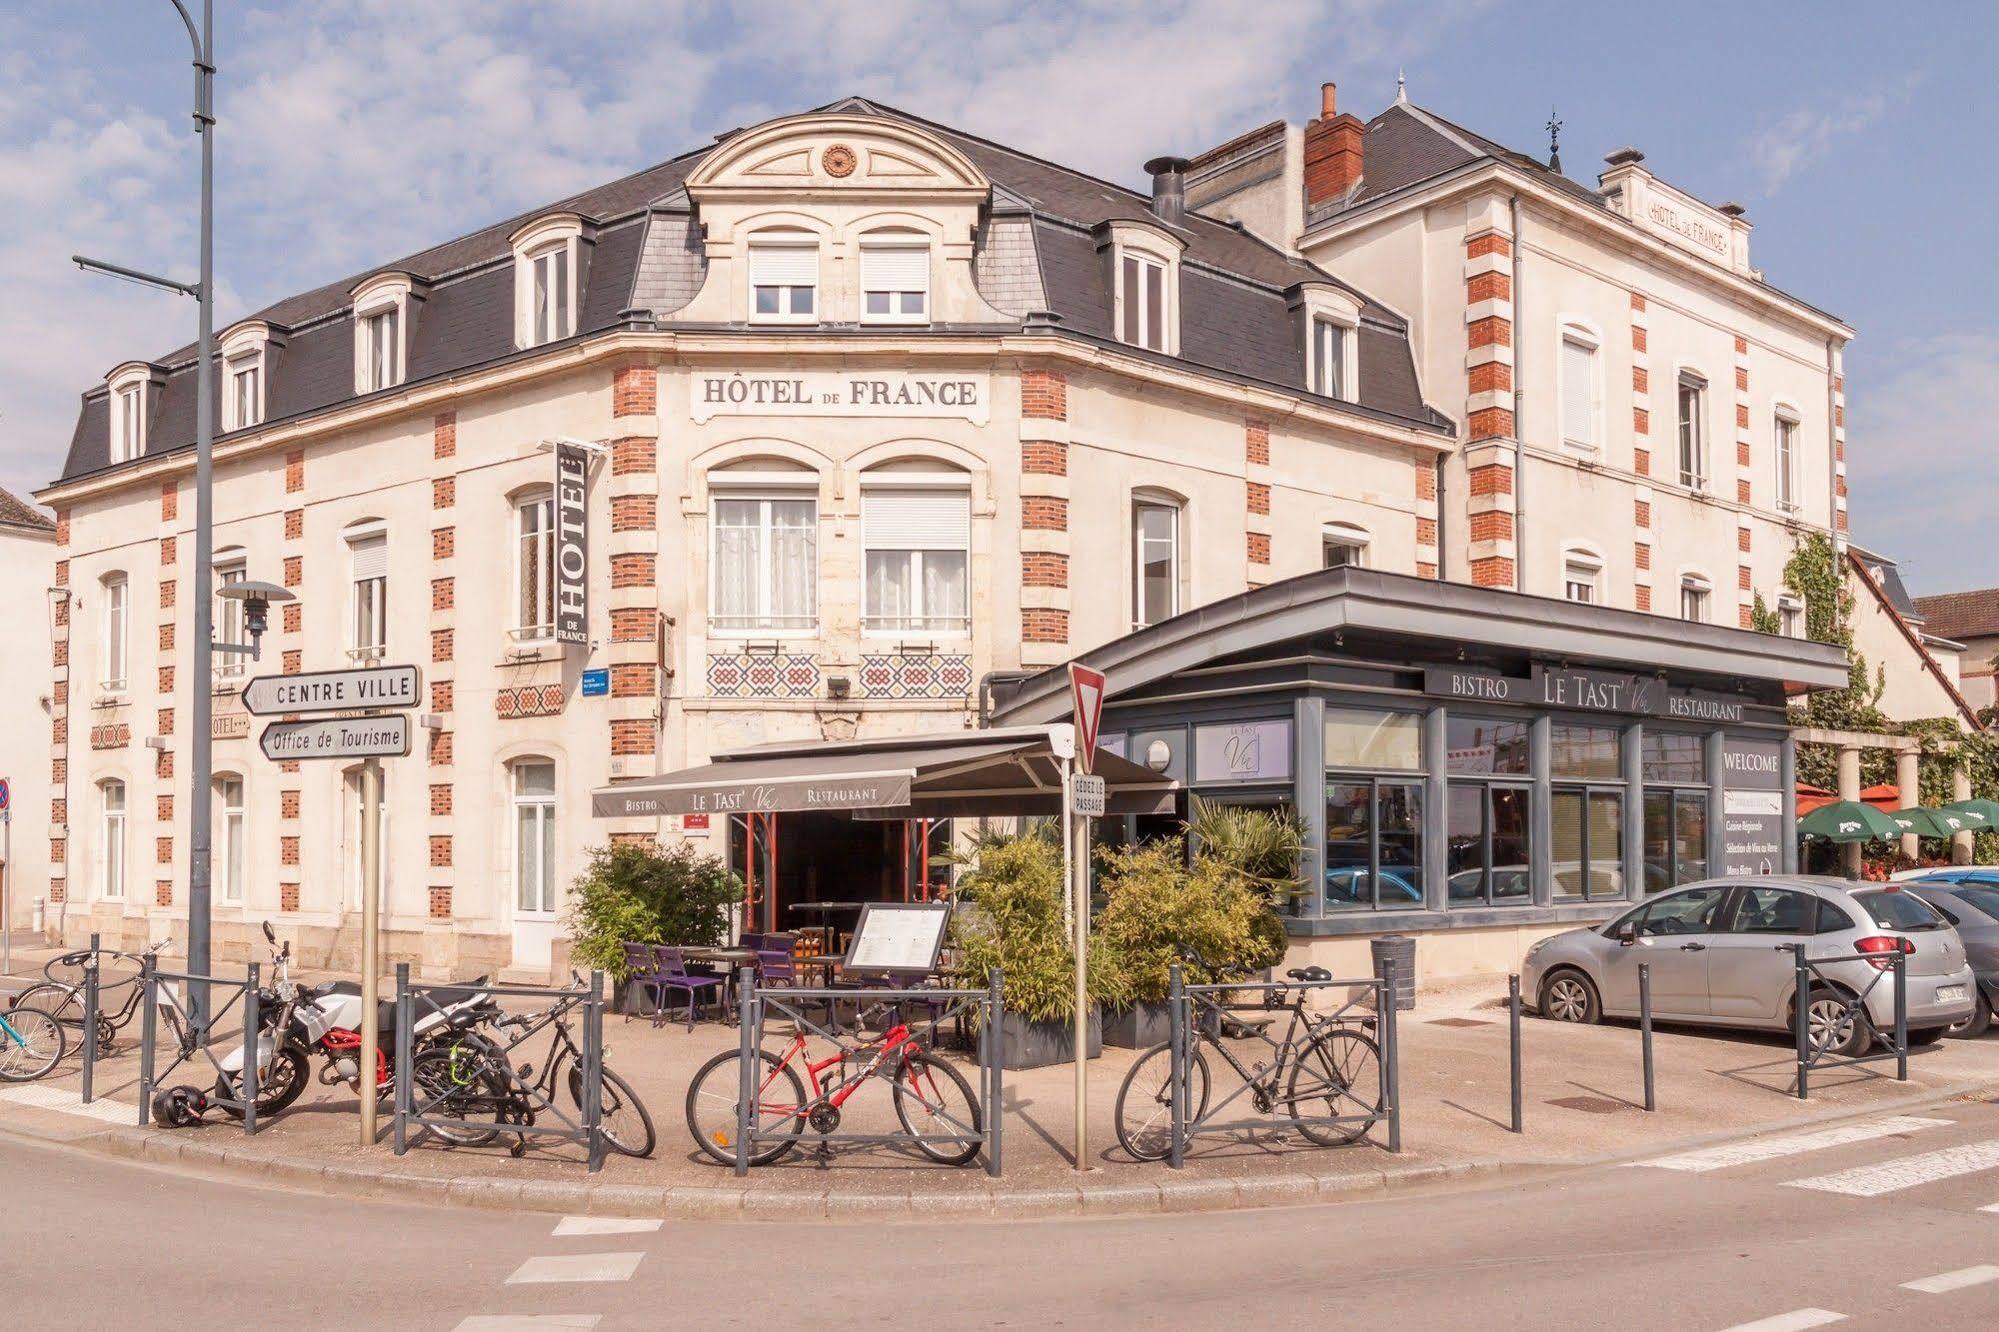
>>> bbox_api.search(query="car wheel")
[1799,986,1870,1058]
[1538,970,1601,1024]
[1947,994,1991,1040]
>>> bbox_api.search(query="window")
[749,237,818,322]
[526,246,572,346]
[1560,328,1599,449]
[1322,522,1369,569]
[861,478,970,635]
[860,240,928,322]
[112,382,146,462]
[712,491,817,633]
[1132,498,1180,627]
[216,775,245,905]
[347,526,388,660]
[98,780,126,901]
[1641,732,1706,785]
[1446,784,1532,907]
[216,555,247,678]
[360,306,401,391]
[226,355,262,431]
[1563,549,1602,604]
[513,760,557,915]
[1677,372,1708,489]
[1853,888,1948,933]
[1323,708,1422,770]
[1774,410,1799,510]
[1551,724,1620,779]
[1312,317,1349,399]
[1617,885,1727,937]
[1724,886,1818,935]
[513,490,555,641]
[342,766,388,908]
[100,573,129,692]
[1553,787,1624,900]
[1120,252,1167,352]
[1323,707,1424,912]
[1778,592,1805,638]
[1642,789,1708,892]
[1680,574,1711,624]
[1445,716,1529,776]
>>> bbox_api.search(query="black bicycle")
[1113,954,1384,1161]
[7,939,191,1061]
[413,987,656,1159]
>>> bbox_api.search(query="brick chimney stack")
[1304,80,1365,206]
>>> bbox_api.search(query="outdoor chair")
[620,941,668,1025]
[649,944,722,1032]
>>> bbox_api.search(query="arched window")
[512,488,556,641]
[511,215,586,349]
[1322,522,1370,569]
[1559,323,1600,451]
[747,229,819,323]
[1679,573,1712,624]
[99,572,130,693]
[1132,492,1182,628]
[859,230,930,324]
[710,459,818,634]
[511,759,558,916]
[1561,546,1603,604]
[215,773,246,905]
[98,779,127,901]
[345,520,388,661]
[861,461,970,634]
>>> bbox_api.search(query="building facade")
[40,101,1455,975]
[0,488,56,941]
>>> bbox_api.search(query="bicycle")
[683,997,982,1167]
[413,981,655,1159]
[1113,953,1384,1162]
[0,1006,67,1082]
[7,939,191,1061]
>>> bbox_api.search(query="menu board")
[843,903,953,975]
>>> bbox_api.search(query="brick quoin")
[52,758,65,787]
[1246,481,1271,515]
[158,664,175,694]
[610,718,657,756]
[157,707,174,736]
[1245,419,1270,465]
[1635,500,1651,528]
[1468,511,1513,543]
[280,835,299,866]
[282,603,302,634]
[1737,479,1753,504]
[1021,552,1069,587]
[1837,509,1849,534]
[1247,531,1271,565]
[431,576,455,612]
[1634,407,1649,435]
[1734,336,1749,355]
[431,628,454,663]
[429,835,452,868]
[284,508,303,541]
[1633,366,1649,394]
[52,640,67,669]
[1466,316,1512,350]
[282,648,301,673]
[283,555,301,588]
[1022,607,1069,643]
[280,883,300,912]
[611,436,656,476]
[1465,270,1512,304]
[1470,557,1516,589]
[1416,517,1439,545]
[54,559,67,588]
[1740,605,1755,629]
[429,729,454,766]
[1735,367,1750,392]
[280,790,300,819]
[429,784,453,817]
[610,663,656,697]
[1021,440,1067,475]
[1417,561,1439,579]
[433,476,455,509]
[1467,407,1513,440]
[1630,292,1647,312]
[1022,496,1069,531]
[1736,404,1751,430]
[1468,361,1512,395]
[609,608,655,643]
[433,411,457,460]
[162,482,178,521]
[1737,441,1751,468]
[612,364,658,417]
[1739,565,1754,592]
[433,526,455,560]
[1632,327,1648,353]
[1635,542,1652,571]
[1466,463,1514,497]
[430,680,454,713]
[1634,448,1651,477]
[156,794,173,822]
[55,511,69,546]
[50,798,65,825]
[160,535,176,566]
[429,887,452,921]
[54,599,68,629]
[159,751,175,780]
[53,681,66,707]
[611,494,658,532]
[1739,527,1753,553]
[1466,232,1512,260]
[1020,367,1068,420]
[285,449,304,493]
[1636,585,1653,612]
[159,579,176,610]
[610,553,657,588]
[1415,465,1437,501]
[156,881,172,908]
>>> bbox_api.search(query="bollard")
[733,966,755,1178]
[1382,957,1401,1153]
[1508,973,1523,1134]
[1893,949,1908,1083]
[1637,962,1656,1112]
[393,963,412,1156]
[243,962,261,1136]
[80,934,101,1105]
[136,954,158,1127]
[986,967,1005,1179]
[584,970,606,1174]
[1792,943,1810,1101]
[1167,963,1187,1169]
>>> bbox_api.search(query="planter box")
[1102,1000,1174,1049]
[999,1008,1102,1070]
[615,978,663,1018]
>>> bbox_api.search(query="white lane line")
[1785,1140,1999,1197]
[1632,1116,1950,1173]
[454,1318,602,1331]
[504,1253,644,1285]
[551,1215,662,1237]
[1901,1264,1999,1294]
[0,1083,137,1125]
[1715,1309,1845,1332]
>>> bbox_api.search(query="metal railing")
[390,967,608,1172]
[732,970,1005,1178]
[135,956,261,1134]
[1790,943,1909,1099]
[1164,960,1400,1168]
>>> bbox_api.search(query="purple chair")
[650,944,722,1031]
[620,942,667,1024]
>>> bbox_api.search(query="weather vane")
[1547,107,1563,173]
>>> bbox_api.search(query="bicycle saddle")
[1286,966,1332,983]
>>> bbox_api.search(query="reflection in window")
[514,490,556,640]
[1553,788,1623,900]
[1550,724,1620,780]
[1643,789,1708,892]
[1642,732,1706,784]
[1447,784,1531,906]
[1132,499,1179,627]
[1445,717,1529,775]
[1323,708,1422,770]
[1324,780,1423,911]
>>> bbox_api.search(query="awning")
[592,725,1179,820]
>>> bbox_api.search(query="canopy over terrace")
[590,725,1178,821]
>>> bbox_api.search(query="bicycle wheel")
[1113,1040,1211,1162]
[891,1051,983,1166]
[1285,1026,1382,1147]
[684,1048,807,1168]
[408,1045,512,1147]
[0,1008,68,1082]
[8,982,83,1028]
[564,1060,657,1159]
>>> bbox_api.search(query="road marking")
[551,1216,661,1237]
[504,1253,644,1285]
[1900,1265,1999,1294]
[1785,1140,1999,1197]
[0,1083,136,1125]
[1715,1309,1845,1332]
[454,1318,602,1331]
[1632,1116,1949,1173]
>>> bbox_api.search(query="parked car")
[1894,869,1999,1038]
[1522,876,1975,1056]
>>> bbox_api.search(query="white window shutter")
[750,244,818,287]
[350,535,388,580]
[861,244,928,291]
[1561,337,1594,443]
[862,489,969,550]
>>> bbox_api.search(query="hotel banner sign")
[1423,666,1753,724]
[690,370,990,425]
[592,773,913,819]
[554,440,590,646]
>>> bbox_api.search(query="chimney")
[1143,155,1190,227]
[1304,80,1365,206]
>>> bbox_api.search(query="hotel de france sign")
[692,370,991,425]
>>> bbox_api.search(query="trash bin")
[1371,934,1416,1011]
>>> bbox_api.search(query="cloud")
[1847,333,1999,594]
[1746,72,1921,193]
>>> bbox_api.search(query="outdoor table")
[680,946,760,1024]
[786,901,870,956]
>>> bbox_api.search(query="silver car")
[1522,876,1976,1055]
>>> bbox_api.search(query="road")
[8,1098,1999,1329]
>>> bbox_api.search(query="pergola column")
[1837,744,1863,878]
[1896,746,1921,862]
[1953,763,1975,866]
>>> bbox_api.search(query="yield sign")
[1068,663,1107,776]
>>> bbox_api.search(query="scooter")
[215,922,496,1118]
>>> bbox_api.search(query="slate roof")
[54,98,1448,489]
[1914,589,1999,642]
[0,485,55,533]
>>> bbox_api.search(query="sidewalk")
[5,953,1998,1220]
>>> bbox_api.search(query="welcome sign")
[690,370,990,424]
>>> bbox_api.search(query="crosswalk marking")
[551,1216,661,1237]
[1900,1265,1999,1294]
[1634,1116,1949,1173]
[454,1318,602,1331]
[504,1253,644,1285]
[1716,1309,1845,1332]
[1786,1140,1999,1197]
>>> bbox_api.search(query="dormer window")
[362,307,399,389]
[528,246,571,345]
[351,272,422,394]
[1291,285,1361,404]
[1121,253,1166,351]
[106,363,158,463]
[219,321,280,432]
[510,214,588,350]
[749,233,819,323]
[1311,318,1349,399]
[1104,221,1184,356]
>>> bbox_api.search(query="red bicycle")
[685,1002,983,1166]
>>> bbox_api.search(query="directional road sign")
[243,664,422,717]
[260,714,411,762]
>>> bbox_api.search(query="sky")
[3,0,1995,592]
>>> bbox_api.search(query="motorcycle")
[215,922,496,1118]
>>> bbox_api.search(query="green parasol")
[1942,799,1999,831]
[1888,807,1959,839]
[1797,801,1904,843]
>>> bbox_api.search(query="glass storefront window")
[1445,717,1529,775]
[1446,783,1532,906]
[1642,732,1706,784]
[1553,788,1624,899]
[1324,708,1423,770]
[1643,789,1708,891]
[1550,724,1620,780]
[1324,779,1423,911]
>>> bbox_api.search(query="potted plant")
[564,841,742,1015]
[948,828,1110,1069]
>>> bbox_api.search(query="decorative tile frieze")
[858,653,973,700]
[707,651,820,699]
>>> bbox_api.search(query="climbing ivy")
[1748,590,1780,636]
